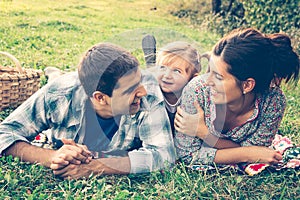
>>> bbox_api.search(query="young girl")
[150,41,202,134]
[174,28,299,169]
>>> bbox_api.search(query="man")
[0,43,175,179]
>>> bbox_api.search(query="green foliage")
[168,0,245,35]
[204,0,245,35]
[169,0,210,20]
[242,0,300,54]
[169,0,211,28]
[286,26,300,55]
[0,108,13,122]
[170,0,300,53]
[243,0,299,33]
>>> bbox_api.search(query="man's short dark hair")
[78,43,139,97]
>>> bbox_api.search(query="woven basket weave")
[0,51,43,110]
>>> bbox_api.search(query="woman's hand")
[174,102,209,139]
[246,146,282,164]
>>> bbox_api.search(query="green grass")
[0,0,299,199]
[0,0,216,70]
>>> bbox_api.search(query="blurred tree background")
[169,0,300,54]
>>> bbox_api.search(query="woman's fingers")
[174,117,182,132]
[174,112,185,131]
[274,152,283,161]
[175,103,207,137]
[176,106,184,118]
[248,146,284,165]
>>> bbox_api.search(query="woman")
[174,28,299,166]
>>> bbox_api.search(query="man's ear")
[92,91,108,105]
[242,78,256,94]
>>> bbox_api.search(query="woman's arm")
[175,104,240,149]
[175,76,240,165]
[203,133,240,149]
[214,146,282,165]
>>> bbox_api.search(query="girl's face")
[206,55,243,105]
[157,60,193,96]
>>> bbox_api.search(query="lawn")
[0,0,299,199]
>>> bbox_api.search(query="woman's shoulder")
[189,73,209,86]
[262,86,285,103]
[184,73,210,95]
[258,86,286,112]
[181,73,212,114]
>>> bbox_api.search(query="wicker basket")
[0,51,43,110]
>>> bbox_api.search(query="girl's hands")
[174,102,209,139]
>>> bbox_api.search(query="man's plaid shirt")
[0,71,175,173]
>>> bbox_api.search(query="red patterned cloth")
[245,134,300,176]
[31,132,55,149]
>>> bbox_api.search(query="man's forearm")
[53,157,131,179]
[3,141,55,167]
[91,157,131,175]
